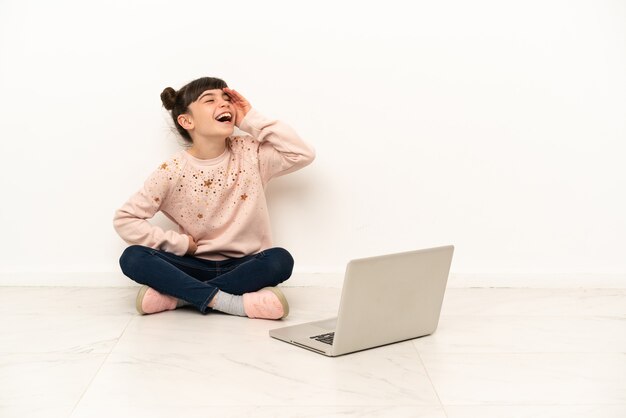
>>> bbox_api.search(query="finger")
[226,88,242,99]
[224,89,239,99]
[224,88,246,105]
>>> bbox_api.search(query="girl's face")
[184,88,235,138]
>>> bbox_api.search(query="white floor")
[0,285,625,418]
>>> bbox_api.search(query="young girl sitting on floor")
[113,76,315,320]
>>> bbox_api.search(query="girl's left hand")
[223,87,251,127]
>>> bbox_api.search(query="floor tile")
[420,352,626,405]
[0,314,131,354]
[413,315,626,353]
[75,340,440,407]
[440,288,626,317]
[0,353,106,409]
[71,405,447,418]
[2,286,625,417]
[0,405,74,418]
[0,287,137,316]
[444,405,626,418]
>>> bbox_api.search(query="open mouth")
[215,112,233,124]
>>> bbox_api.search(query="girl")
[113,76,316,320]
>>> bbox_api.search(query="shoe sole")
[260,286,289,319]
[135,285,150,315]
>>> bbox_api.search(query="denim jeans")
[118,245,294,313]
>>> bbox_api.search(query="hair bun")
[160,87,177,110]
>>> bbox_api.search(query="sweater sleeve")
[238,107,316,185]
[112,161,189,256]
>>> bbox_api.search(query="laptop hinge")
[290,340,330,355]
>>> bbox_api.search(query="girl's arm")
[239,108,316,184]
[225,87,316,184]
[112,163,189,255]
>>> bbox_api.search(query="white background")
[0,0,624,286]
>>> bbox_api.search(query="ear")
[177,114,193,129]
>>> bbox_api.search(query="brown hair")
[160,76,229,144]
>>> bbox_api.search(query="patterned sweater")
[113,107,316,260]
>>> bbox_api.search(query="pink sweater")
[113,107,316,261]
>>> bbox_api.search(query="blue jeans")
[118,245,294,313]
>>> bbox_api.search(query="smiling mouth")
[215,112,233,123]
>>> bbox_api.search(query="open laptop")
[269,245,454,357]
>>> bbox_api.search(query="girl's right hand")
[222,87,251,128]
[186,235,198,255]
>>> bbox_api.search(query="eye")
[205,100,214,103]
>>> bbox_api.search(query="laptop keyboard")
[310,332,334,345]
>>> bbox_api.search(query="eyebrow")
[198,91,229,101]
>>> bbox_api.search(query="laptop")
[269,245,455,357]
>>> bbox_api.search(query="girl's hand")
[223,87,251,128]
[186,235,197,255]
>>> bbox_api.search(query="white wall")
[0,0,624,286]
